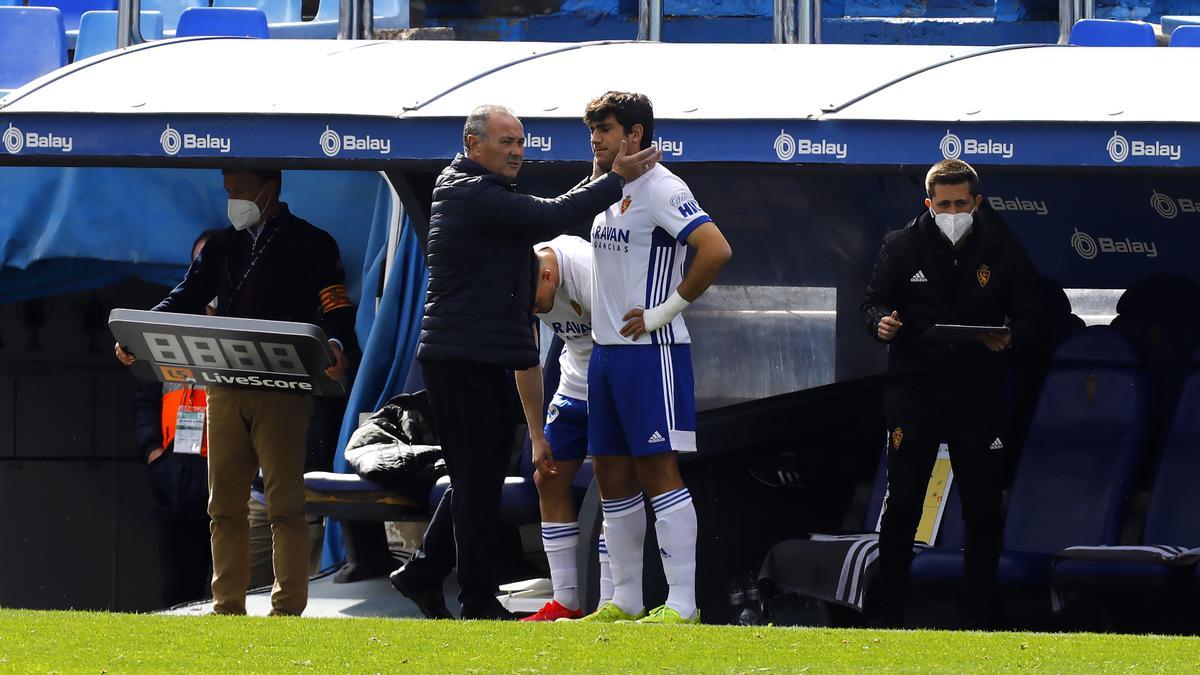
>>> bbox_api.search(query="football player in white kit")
[514,234,615,622]
[575,92,732,624]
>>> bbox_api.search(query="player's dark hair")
[584,92,655,151]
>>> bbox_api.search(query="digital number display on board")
[108,309,345,396]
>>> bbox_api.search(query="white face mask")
[227,184,268,231]
[931,208,975,245]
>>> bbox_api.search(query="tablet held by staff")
[923,324,1011,345]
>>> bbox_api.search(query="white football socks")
[597,532,614,607]
[601,493,646,615]
[540,522,580,610]
[650,488,698,619]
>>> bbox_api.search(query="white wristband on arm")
[642,291,690,333]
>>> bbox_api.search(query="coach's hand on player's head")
[114,341,136,365]
[325,340,347,381]
[620,307,647,340]
[610,140,662,183]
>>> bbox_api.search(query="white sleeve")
[649,177,712,243]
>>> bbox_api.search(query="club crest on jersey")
[620,195,632,214]
[891,427,903,450]
[976,264,991,288]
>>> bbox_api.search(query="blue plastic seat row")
[1050,348,1200,601]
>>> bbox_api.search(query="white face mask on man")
[227,184,269,231]
[930,208,975,245]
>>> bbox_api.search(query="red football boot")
[521,599,584,622]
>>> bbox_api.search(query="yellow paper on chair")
[915,445,954,545]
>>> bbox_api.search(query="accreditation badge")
[174,405,206,456]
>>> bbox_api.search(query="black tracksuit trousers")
[418,359,516,612]
[876,387,1006,623]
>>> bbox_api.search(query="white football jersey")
[590,164,711,346]
[535,235,593,401]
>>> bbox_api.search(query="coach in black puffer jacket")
[403,105,658,619]
[418,154,617,368]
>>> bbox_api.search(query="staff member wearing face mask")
[115,168,357,616]
[859,159,1043,629]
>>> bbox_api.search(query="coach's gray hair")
[463,104,516,151]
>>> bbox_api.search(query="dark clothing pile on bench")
[344,391,446,499]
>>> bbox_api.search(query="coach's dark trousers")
[876,386,1006,624]
[419,359,516,612]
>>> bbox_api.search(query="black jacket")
[418,154,624,368]
[860,207,1044,400]
[153,204,357,356]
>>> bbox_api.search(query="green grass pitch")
[1,609,1198,672]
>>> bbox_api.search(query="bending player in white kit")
[574,92,732,624]
[515,234,615,621]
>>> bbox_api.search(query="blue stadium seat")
[1069,19,1156,47]
[212,0,297,24]
[1169,25,1200,46]
[73,10,163,61]
[142,0,206,33]
[0,7,67,96]
[911,326,1150,590]
[1160,15,1200,36]
[0,0,21,6]
[1111,274,1200,448]
[28,0,116,32]
[175,6,267,37]
[1051,352,1200,594]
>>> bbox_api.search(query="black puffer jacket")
[860,206,1045,401]
[418,154,624,368]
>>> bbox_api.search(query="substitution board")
[109,309,346,396]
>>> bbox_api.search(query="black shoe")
[460,601,516,621]
[334,558,396,584]
[389,565,453,619]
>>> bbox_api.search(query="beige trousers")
[207,387,312,616]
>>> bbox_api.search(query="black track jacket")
[860,206,1044,402]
